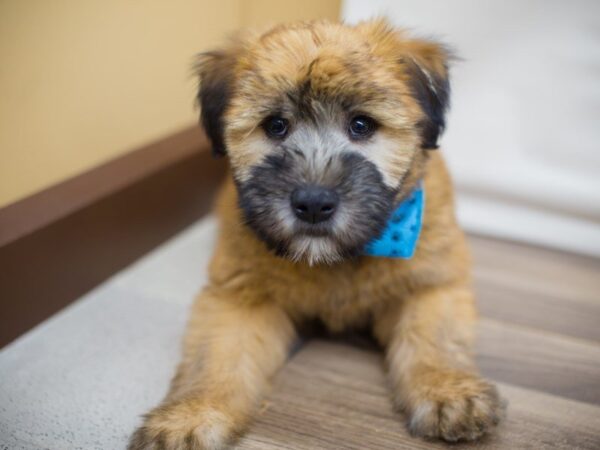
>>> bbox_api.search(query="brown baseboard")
[0,126,225,347]
[0,126,210,247]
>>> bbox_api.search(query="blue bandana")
[363,184,425,259]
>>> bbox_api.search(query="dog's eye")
[348,115,377,139]
[262,116,289,139]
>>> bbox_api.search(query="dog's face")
[196,20,450,264]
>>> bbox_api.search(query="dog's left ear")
[356,20,451,150]
[195,50,237,157]
[401,39,451,150]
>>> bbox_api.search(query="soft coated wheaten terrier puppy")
[129,19,504,449]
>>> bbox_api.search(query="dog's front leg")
[374,284,505,442]
[128,288,295,450]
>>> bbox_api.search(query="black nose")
[291,186,339,224]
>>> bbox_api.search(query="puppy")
[129,19,504,449]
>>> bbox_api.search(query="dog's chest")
[272,260,410,332]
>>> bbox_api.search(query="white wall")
[343,0,600,256]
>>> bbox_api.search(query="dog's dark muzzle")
[236,150,397,258]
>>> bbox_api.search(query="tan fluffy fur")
[129,19,504,449]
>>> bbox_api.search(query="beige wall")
[0,0,340,208]
[240,0,340,28]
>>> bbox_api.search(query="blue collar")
[363,184,425,259]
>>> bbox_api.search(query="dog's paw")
[128,402,237,450]
[404,372,505,442]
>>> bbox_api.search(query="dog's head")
[196,19,451,264]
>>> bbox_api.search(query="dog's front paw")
[404,371,505,442]
[128,401,238,450]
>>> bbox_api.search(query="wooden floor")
[236,235,600,449]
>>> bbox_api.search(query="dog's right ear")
[195,50,237,157]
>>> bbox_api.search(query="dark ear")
[403,40,451,150]
[195,51,236,157]
[354,20,451,150]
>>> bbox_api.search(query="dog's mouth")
[295,223,333,237]
[244,197,392,265]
